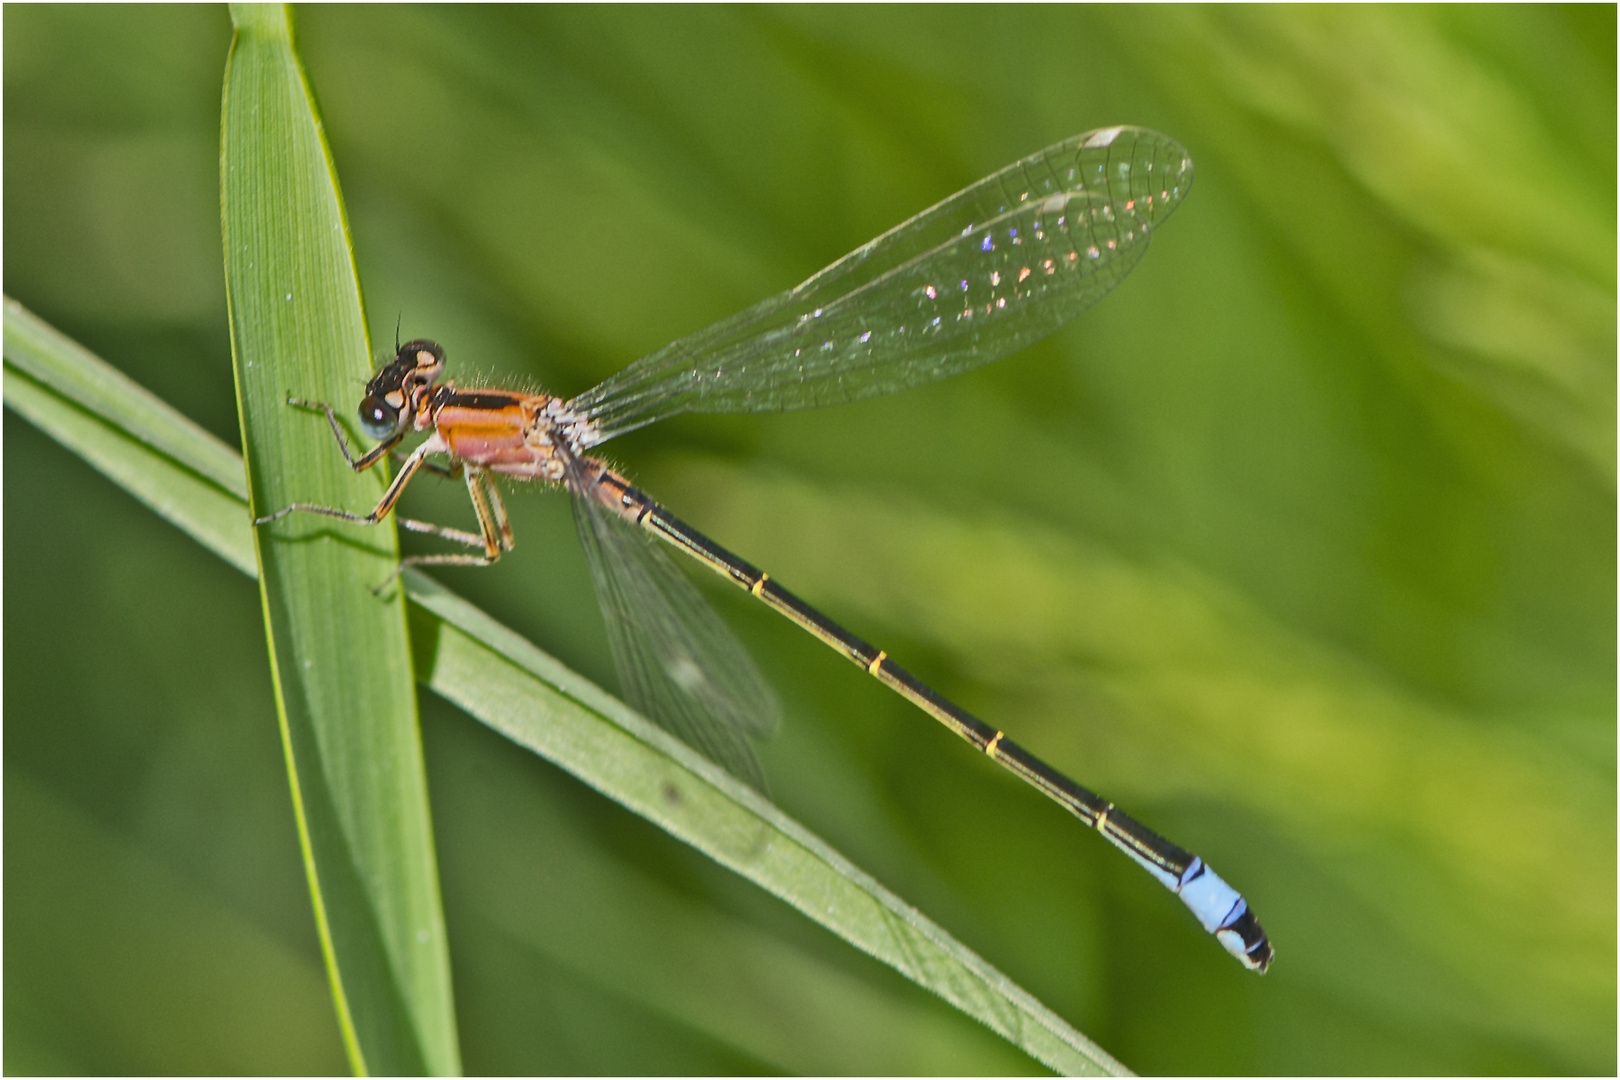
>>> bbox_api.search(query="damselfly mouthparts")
[255,127,1272,972]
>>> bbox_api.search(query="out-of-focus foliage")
[4,5,1612,1074]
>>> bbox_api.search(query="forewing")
[570,126,1192,445]
[571,483,780,791]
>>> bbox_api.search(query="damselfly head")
[394,339,446,384]
[358,339,446,440]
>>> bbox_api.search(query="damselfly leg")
[255,397,511,591]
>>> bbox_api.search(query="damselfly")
[255,127,1273,972]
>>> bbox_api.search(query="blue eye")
[358,395,399,440]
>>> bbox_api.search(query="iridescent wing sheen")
[569,127,1192,446]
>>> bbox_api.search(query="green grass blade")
[3,297,253,574]
[220,5,459,1074]
[2,297,1128,1077]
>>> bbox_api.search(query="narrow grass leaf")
[3,297,253,575]
[221,5,458,1074]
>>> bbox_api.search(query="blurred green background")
[5,5,1613,1074]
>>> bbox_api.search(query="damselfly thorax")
[304,340,640,567]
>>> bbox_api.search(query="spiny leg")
[480,470,515,551]
[287,395,400,472]
[393,466,510,573]
[395,518,487,550]
[254,437,436,528]
[256,402,509,592]
[393,447,462,480]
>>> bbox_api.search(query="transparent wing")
[571,479,780,791]
[570,126,1193,446]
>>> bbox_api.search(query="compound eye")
[358,395,400,440]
